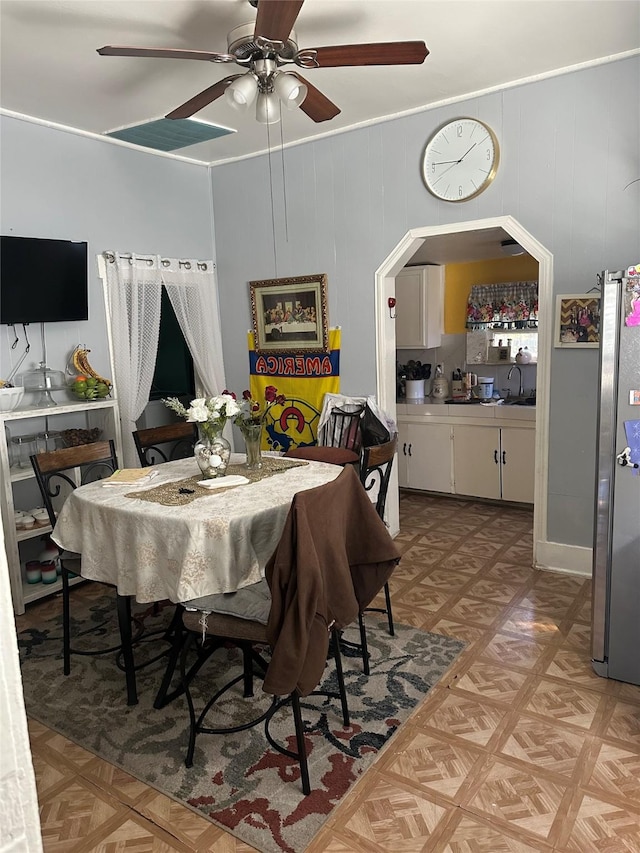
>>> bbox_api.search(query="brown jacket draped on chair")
[264,464,400,696]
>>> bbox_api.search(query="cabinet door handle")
[403,442,407,456]
[502,450,506,465]
[408,443,412,457]
[494,449,499,465]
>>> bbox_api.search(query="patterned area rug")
[18,593,464,853]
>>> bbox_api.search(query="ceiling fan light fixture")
[274,72,307,109]
[256,91,281,125]
[224,73,258,110]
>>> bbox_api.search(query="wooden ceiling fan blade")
[254,0,304,43]
[302,41,429,68]
[291,73,340,123]
[97,45,235,63]
[165,76,241,119]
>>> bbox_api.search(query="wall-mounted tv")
[0,235,88,324]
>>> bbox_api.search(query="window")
[149,288,195,400]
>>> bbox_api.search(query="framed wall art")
[554,294,601,348]
[250,273,329,353]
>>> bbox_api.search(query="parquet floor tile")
[382,729,484,799]
[451,661,529,703]
[585,741,640,802]
[543,646,620,693]
[499,608,564,643]
[560,792,640,852]
[443,596,506,627]
[479,632,550,671]
[434,813,553,852]
[18,490,640,851]
[81,814,195,851]
[465,757,569,841]
[498,715,588,778]
[603,697,640,745]
[341,775,452,849]
[426,617,488,649]
[412,690,508,747]
[523,679,605,731]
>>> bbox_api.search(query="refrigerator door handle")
[616,447,639,469]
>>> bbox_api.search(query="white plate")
[197,475,250,490]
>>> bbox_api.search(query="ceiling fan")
[97,0,429,125]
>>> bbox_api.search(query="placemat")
[125,457,308,506]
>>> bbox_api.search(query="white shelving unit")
[1,398,122,614]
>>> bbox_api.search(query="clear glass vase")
[194,423,231,479]
[242,422,263,470]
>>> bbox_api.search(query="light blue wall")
[210,56,640,547]
[1,58,638,549]
[0,116,213,384]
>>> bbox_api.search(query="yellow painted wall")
[444,256,539,334]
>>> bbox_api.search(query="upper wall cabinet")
[395,265,444,349]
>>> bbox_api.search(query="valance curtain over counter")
[99,252,227,467]
[466,280,538,329]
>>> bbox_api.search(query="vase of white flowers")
[163,393,239,478]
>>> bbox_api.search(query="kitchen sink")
[502,397,536,406]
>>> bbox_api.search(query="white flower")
[223,397,240,417]
[186,401,209,422]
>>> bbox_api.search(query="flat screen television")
[0,235,89,324]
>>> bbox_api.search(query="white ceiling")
[1,0,639,166]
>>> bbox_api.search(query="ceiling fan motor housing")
[227,22,298,63]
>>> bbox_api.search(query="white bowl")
[0,386,25,412]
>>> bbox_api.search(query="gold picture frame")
[250,274,329,353]
[554,294,601,348]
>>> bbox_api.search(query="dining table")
[51,453,341,604]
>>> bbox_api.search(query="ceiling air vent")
[104,118,234,152]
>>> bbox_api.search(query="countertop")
[396,399,536,423]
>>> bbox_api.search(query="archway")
[375,215,553,565]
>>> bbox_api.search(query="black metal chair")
[132,421,197,467]
[178,594,349,796]
[283,403,364,467]
[356,436,398,675]
[173,469,380,796]
[30,439,178,705]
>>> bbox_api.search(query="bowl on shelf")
[60,428,102,447]
[0,386,25,412]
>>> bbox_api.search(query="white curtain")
[161,259,225,398]
[100,252,226,467]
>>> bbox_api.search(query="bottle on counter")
[431,364,450,400]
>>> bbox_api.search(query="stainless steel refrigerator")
[592,268,640,685]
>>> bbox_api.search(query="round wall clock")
[422,118,500,202]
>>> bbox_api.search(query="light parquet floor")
[17,490,640,852]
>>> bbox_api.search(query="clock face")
[422,118,499,202]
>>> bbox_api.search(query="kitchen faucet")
[507,364,524,398]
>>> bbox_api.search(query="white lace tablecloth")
[51,454,341,604]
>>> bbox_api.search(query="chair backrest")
[264,463,400,696]
[359,436,397,521]
[132,421,197,467]
[319,404,364,452]
[30,439,119,527]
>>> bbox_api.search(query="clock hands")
[432,141,480,168]
[457,141,478,162]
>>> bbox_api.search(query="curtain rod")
[102,251,212,271]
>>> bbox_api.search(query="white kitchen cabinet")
[1,399,123,614]
[500,427,536,503]
[395,265,443,349]
[398,421,452,493]
[453,424,535,503]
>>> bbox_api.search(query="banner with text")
[247,328,341,451]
